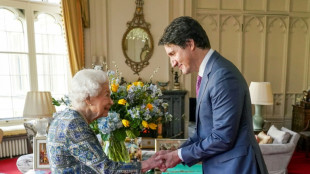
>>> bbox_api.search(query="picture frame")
[33,136,50,169]
[155,139,187,152]
[141,137,155,149]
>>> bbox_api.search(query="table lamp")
[249,82,273,131]
[23,91,56,137]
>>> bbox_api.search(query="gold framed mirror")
[122,0,153,75]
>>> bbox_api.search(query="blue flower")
[97,112,123,134]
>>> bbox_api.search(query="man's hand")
[141,152,165,173]
[155,150,182,172]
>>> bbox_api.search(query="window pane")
[0,53,30,96]
[37,55,69,94]
[35,14,66,54]
[47,0,61,4]
[34,13,70,98]
[30,0,61,4]
[0,8,26,52]
[12,95,26,118]
[0,97,13,118]
[0,8,29,118]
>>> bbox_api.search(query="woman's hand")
[141,151,167,173]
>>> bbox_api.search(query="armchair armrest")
[259,143,294,155]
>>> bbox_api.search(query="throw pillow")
[24,118,54,149]
[254,135,259,143]
[24,120,36,149]
[257,131,273,144]
[267,125,291,144]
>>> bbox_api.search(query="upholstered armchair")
[259,127,300,174]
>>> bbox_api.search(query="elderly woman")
[47,69,160,173]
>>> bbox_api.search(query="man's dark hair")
[158,16,211,49]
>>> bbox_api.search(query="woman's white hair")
[69,69,108,109]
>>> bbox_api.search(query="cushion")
[0,125,26,136]
[254,135,259,143]
[16,154,34,173]
[24,118,54,149]
[24,120,36,149]
[257,131,273,144]
[267,125,291,144]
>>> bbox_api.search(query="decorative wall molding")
[197,14,218,31]
[220,15,241,32]
[267,17,287,33]
[244,16,264,32]
[290,17,308,33]
[195,0,310,130]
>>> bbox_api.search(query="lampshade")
[249,82,274,105]
[23,91,56,118]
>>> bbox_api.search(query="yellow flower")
[149,123,157,130]
[122,119,130,127]
[137,81,144,87]
[142,120,149,128]
[145,103,153,111]
[118,99,127,105]
[127,84,132,91]
[111,84,119,92]
[133,81,144,87]
[133,81,138,86]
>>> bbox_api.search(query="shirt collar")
[198,48,214,77]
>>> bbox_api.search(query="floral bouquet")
[90,68,173,162]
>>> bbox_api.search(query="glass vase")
[104,137,130,163]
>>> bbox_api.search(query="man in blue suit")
[155,16,268,174]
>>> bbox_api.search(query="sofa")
[259,126,300,174]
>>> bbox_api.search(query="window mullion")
[25,4,38,91]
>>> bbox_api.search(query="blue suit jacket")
[180,51,268,174]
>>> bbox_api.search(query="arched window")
[0,8,29,118]
[34,13,69,97]
[0,1,70,119]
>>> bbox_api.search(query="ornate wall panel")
[198,14,219,51]
[220,15,242,69]
[285,94,296,119]
[243,16,265,84]
[265,17,288,93]
[196,0,218,9]
[267,0,289,12]
[290,0,310,12]
[244,0,265,11]
[287,18,308,93]
[221,0,242,10]
[194,0,310,128]
[271,94,284,118]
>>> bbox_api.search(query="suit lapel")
[195,51,219,128]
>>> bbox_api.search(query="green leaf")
[52,98,61,106]
[89,120,99,134]
[113,129,127,141]
[101,133,110,141]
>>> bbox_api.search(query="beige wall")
[85,0,193,92]
[84,0,193,137]
[85,0,169,84]
[194,0,310,128]
[84,0,310,130]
